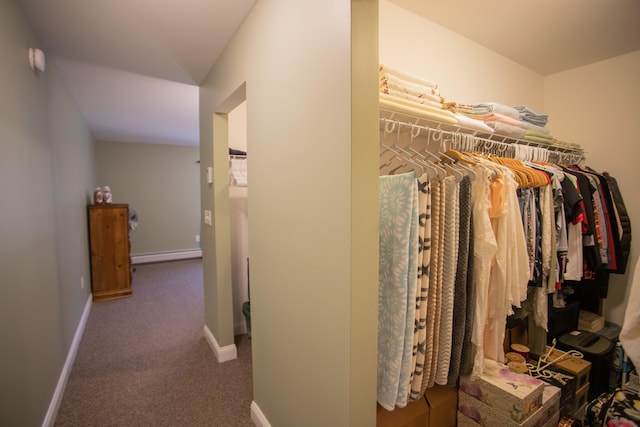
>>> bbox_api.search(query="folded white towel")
[379,64,438,89]
[454,113,495,134]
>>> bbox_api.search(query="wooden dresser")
[88,204,132,301]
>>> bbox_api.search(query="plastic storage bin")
[557,330,614,400]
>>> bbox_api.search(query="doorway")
[228,100,250,337]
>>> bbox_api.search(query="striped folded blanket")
[514,105,549,127]
[473,102,520,120]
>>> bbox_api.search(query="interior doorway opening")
[227,100,250,337]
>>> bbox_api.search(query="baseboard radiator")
[131,249,202,265]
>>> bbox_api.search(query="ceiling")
[19,0,640,147]
[390,0,640,76]
[20,0,257,146]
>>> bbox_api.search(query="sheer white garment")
[470,165,498,378]
[479,164,529,367]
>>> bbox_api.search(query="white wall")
[199,1,379,426]
[379,0,544,109]
[545,51,640,325]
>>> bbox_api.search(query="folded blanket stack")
[513,105,555,144]
[443,102,474,115]
[378,66,581,156]
[514,106,549,127]
[379,64,458,124]
[473,102,521,120]
[486,121,525,139]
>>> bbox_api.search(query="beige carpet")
[54,259,253,426]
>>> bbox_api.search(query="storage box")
[579,310,605,332]
[557,330,615,399]
[543,346,591,389]
[547,301,579,342]
[458,384,560,427]
[537,364,577,415]
[543,412,560,427]
[376,395,428,427]
[424,384,458,427]
[377,385,457,427]
[575,382,590,410]
[458,412,482,426]
[459,409,560,427]
[459,359,545,422]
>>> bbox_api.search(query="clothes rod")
[379,111,585,164]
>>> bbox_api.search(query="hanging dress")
[470,164,498,378]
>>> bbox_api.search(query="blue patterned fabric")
[378,172,419,410]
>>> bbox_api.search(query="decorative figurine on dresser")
[88,186,132,301]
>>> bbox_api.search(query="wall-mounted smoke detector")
[28,48,46,72]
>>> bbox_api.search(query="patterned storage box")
[460,359,545,422]
[458,384,560,427]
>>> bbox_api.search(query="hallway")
[54,259,253,426]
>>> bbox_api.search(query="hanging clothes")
[470,164,498,378]
[409,174,431,400]
[376,113,630,408]
[377,172,419,410]
[435,176,460,384]
[447,175,473,385]
[603,172,631,274]
[425,178,444,388]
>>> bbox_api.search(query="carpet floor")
[54,259,253,426]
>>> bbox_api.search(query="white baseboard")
[251,401,272,427]
[203,325,237,363]
[131,249,202,265]
[42,294,92,427]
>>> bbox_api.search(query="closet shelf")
[379,107,585,164]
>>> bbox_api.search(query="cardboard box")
[543,412,560,427]
[579,310,605,332]
[459,410,560,427]
[458,384,560,427]
[575,382,590,410]
[376,385,457,427]
[425,384,457,427]
[543,346,591,389]
[458,412,482,426]
[460,359,545,422]
[539,364,577,411]
[376,396,428,427]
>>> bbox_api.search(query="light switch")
[204,210,212,226]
